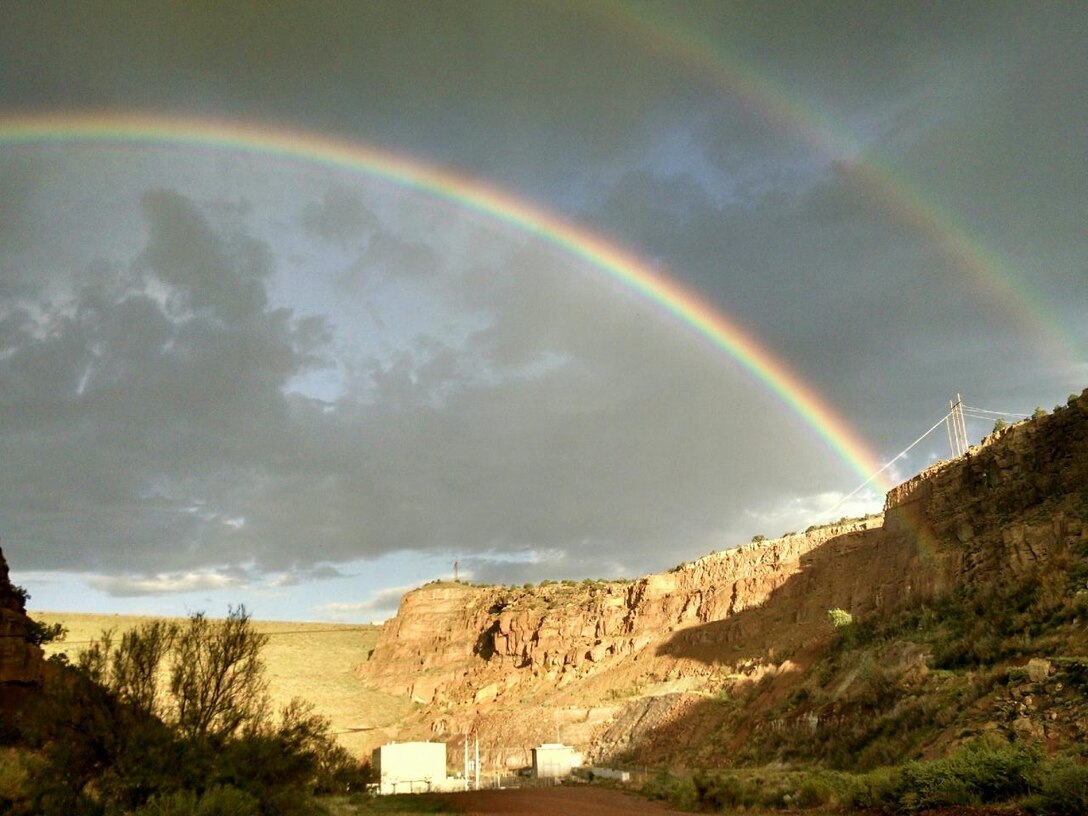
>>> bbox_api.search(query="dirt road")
[429,787,679,815]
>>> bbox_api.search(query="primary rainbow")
[0,111,891,492]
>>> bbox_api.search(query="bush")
[794,771,858,808]
[17,608,349,816]
[893,739,1043,812]
[132,789,199,816]
[828,608,854,628]
[1032,756,1088,816]
[0,748,43,813]
[132,786,260,816]
[642,771,696,809]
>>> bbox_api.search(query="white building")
[372,741,447,795]
[531,743,577,779]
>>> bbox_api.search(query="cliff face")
[358,389,1088,767]
[0,546,46,713]
[362,516,884,703]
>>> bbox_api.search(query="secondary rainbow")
[0,111,892,492]
[596,3,1081,364]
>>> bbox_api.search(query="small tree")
[113,620,178,718]
[170,606,269,741]
[10,584,68,646]
[81,606,269,740]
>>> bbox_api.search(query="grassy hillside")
[30,611,417,756]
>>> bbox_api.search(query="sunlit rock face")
[0,545,46,714]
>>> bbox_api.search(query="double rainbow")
[0,111,890,494]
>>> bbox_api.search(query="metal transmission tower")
[946,393,969,457]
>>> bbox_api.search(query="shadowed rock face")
[0,545,45,713]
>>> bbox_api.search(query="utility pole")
[947,393,969,457]
[453,560,459,583]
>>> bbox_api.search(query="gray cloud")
[300,187,380,248]
[2,2,1085,615]
[90,570,243,598]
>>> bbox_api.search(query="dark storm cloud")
[0,191,331,573]
[1,175,837,585]
[0,2,682,179]
[2,1,1085,613]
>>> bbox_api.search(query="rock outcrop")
[0,545,46,713]
[358,388,1088,768]
[363,515,886,698]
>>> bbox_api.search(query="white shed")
[531,743,575,779]
[372,741,447,795]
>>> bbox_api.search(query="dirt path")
[430,786,680,815]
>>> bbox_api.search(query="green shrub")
[828,608,853,628]
[893,739,1043,812]
[693,771,748,809]
[132,789,200,816]
[794,771,858,808]
[133,785,262,816]
[195,785,261,816]
[0,748,43,813]
[642,771,696,809]
[849,765,901,809]
[1032,756,1088,816]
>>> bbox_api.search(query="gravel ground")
[430,786,681,814]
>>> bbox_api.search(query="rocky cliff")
[358,388,1088,770]
[0,545,46,714]
[362,516,885,704]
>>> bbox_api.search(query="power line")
[962,405,1030,419]
[43,625,377,648]
[826,392,1030,518]
[826,406,956,515]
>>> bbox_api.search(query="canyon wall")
[358,388,1088,766]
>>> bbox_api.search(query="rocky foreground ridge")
[358,390,1088,770]
[0,544,46,714]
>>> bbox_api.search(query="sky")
[1,1,1085,623]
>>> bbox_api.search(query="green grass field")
[31,611,418,757]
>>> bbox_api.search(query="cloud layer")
[1,2,1085,615]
